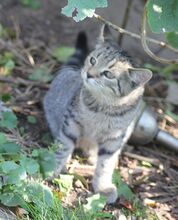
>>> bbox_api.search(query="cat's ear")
[99,24,113,42]
[128,68,152,86]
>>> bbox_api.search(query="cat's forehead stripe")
[108,60,116,69]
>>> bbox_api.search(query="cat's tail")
[66,32,88,68]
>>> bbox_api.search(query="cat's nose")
[87,72,94,78]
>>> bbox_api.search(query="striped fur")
[43,25,152,204]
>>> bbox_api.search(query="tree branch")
[94,13,178,61]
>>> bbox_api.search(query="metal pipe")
[156,130,178,152]
[130,106,178,152]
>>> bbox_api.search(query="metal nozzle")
[130,107,158,145]
[156,130,178,152]
[130,106,178,152]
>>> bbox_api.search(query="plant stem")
[141,6,178,64]
[118,0,132,45]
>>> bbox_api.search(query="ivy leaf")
[146,0,178,33]
[62,0,108,22]
[0,111,17,129]
[166,32,178,48]
[83,194,106,213]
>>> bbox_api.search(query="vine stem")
[94,13,178,58]
[141,6,178,64]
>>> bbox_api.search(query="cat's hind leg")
[53,118,81,176]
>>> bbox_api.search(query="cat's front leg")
[92,139,122,204]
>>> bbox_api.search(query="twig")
[123,151,160,166]
[118,0,132,45]
[68,164,95,176]
[0,39,31,66]
[94,13,178,54]
[0,76,49,89]
[141,7,178,64]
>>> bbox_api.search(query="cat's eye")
[101,70,114,79]
[90,57,96,66]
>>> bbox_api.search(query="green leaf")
[92,212,113,219]
[29,65,53,83]
[52,46,75,63]
[1,93,11,102]
[20,0,41,9]
[162,64,178,76]
[141,161,152,168]
[0,133,7,153]
[1,161,19,173]
[165,110,178,121]
[2,142,21,154]
[0,52,14,65]
[62,0,108,22]
[54,174,74,194]
[112,169,122,188]
[31,149,39,157]
[20,156,39,175]
[0,132,7,144]
[0,23,8,38]
[0,193,24,207]
[83,194,106,213]
[4,60,15,74]
[112,170,134,201]
[27,115,37,124]
[38,149,56,177]
[26,182,53,206]
[117,184,134,201]
[166,32,178,48]
[144,63,162,73]
[0,111,18,129]
[7,166,27,184]
[146,0,178,33]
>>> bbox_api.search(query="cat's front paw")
[92,183,118,204]
[101,184,118,204]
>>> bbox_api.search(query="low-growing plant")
[0,51,15,75]
[0,110,56,207]
[23,194,113,220]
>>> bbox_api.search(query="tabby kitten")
[43,25,152,203]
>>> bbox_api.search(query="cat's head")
[81,25,152,101]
